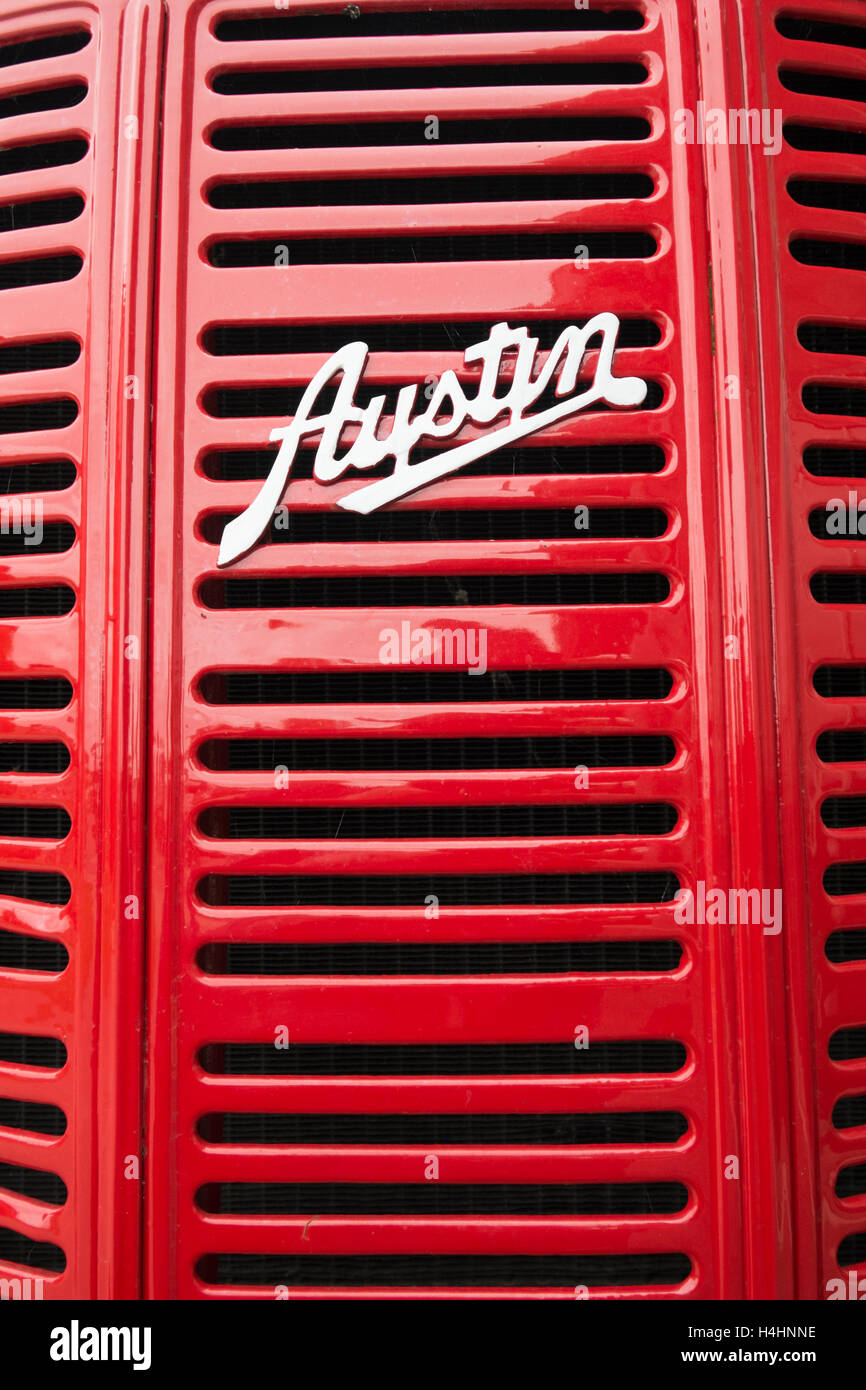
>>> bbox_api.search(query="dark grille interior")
[829,1027,866,1061]
[0,1095,66,1136]
[0,139,87,178]
[201,441,667,481]
[775,14,866,50]
[0,677,72,709]
[0,1161,66,1205]
[201,506,667,547]
[823,863,866,897]
[836,1163,866,1199]
[198,733,677,771]
[0,869,70,904]
[0,399,77,432]
[787,180,866,214]
[0,29,89,65]
[0,927,68,972]
[814,666,866,698]
[201,572,670,609]
[0,523,74,556]
[805,447,866,478]
[785,125,866,157]
[208,115,652,150]
[792,241,866,275]
[200,802,678,840]
[838,1233,866,1266]
[196,1179,688,1216]
[211,61,648,96]
[0,83,86,120]
[833,1095,866,1130]
[0,1227,65,1272]
[203,316,660,355]
[779,67,866,104]
[214,10,646,41]
[810,507,866,540]
[0,194,84,234]
[198,1252,691,1288]
[0,805,70,838]
[199,668,674,704]
[197,1110,688,1146]
[800,324,866,358]
[197,939,683,977]
[0,1031,66,1067]
[200,870,680,908]
[0,586,74,616]
[826,930,866,964]
[208,229,657,266]
[0,741,69,773]
[208,171,655,210]
[811,573,866,603]
[199,1039,688,1077]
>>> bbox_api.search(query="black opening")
[201,572,670,609]
[215,10,646,42]
[209,114,651,150]
[208,171,654,210]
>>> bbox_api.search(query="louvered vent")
[0,13,91,1294]
[147,0,745,1300]
[765,6,866,1295]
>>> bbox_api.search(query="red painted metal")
[146,0,752,1301]
[0,0,861,1302]
[0,1,157,1298]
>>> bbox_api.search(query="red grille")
[144,0,760,1301]
[0,3,158,1299]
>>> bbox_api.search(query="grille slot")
[197,939,683,977]
[199,1039,688,1077]
[0,523,74,557]
[799,325,866,357]
[824,863,866,897]
[197,1110,689,1146]
[804,447,866,479]
[829,1027,866,1061]
[198,1252,690,1289]
[199,667,674,705]
[0,805,70,838]
[833,1095,866,1130]
[209,115,652,150]
[0,928,68,972]
[208,172,655,210]
[201,507,668,547]
[0,195,84,234]
[202,573,670,609]
[208,230,657,267]
[810,508,866,541]
[0,678,71,709]
[787,180,866,214]
[826,930,866,964]
[838,1234,866,1266]
[821,797,866,829]
[778,68,866,104]
[0,139,87,177]
[0,84,86,120]
[0,1161,66,1205]
[792,242,866,275]
[0,1228,65,1272]
[201,441,667,481]
[200,871,680,908]
[203,316,661,354]
[0,869,70,904]
[0,1031,66,1067]
[196,1180,688,1216]
[198,733,677,771]
[0,1095,65,1136]
[0,742,69,773]
[0,340,80,374]
[0,399,77,432]
[0,29,89,65]
[211,61,649,97]
[784,125,866,157]
[817,731,866,762]
[198,802,678,840]
[0,586,74,616]
[775,14,866,49]
[811,573,866,603]
[214,10,646,41]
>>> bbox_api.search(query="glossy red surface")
[0,0,863,1302]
